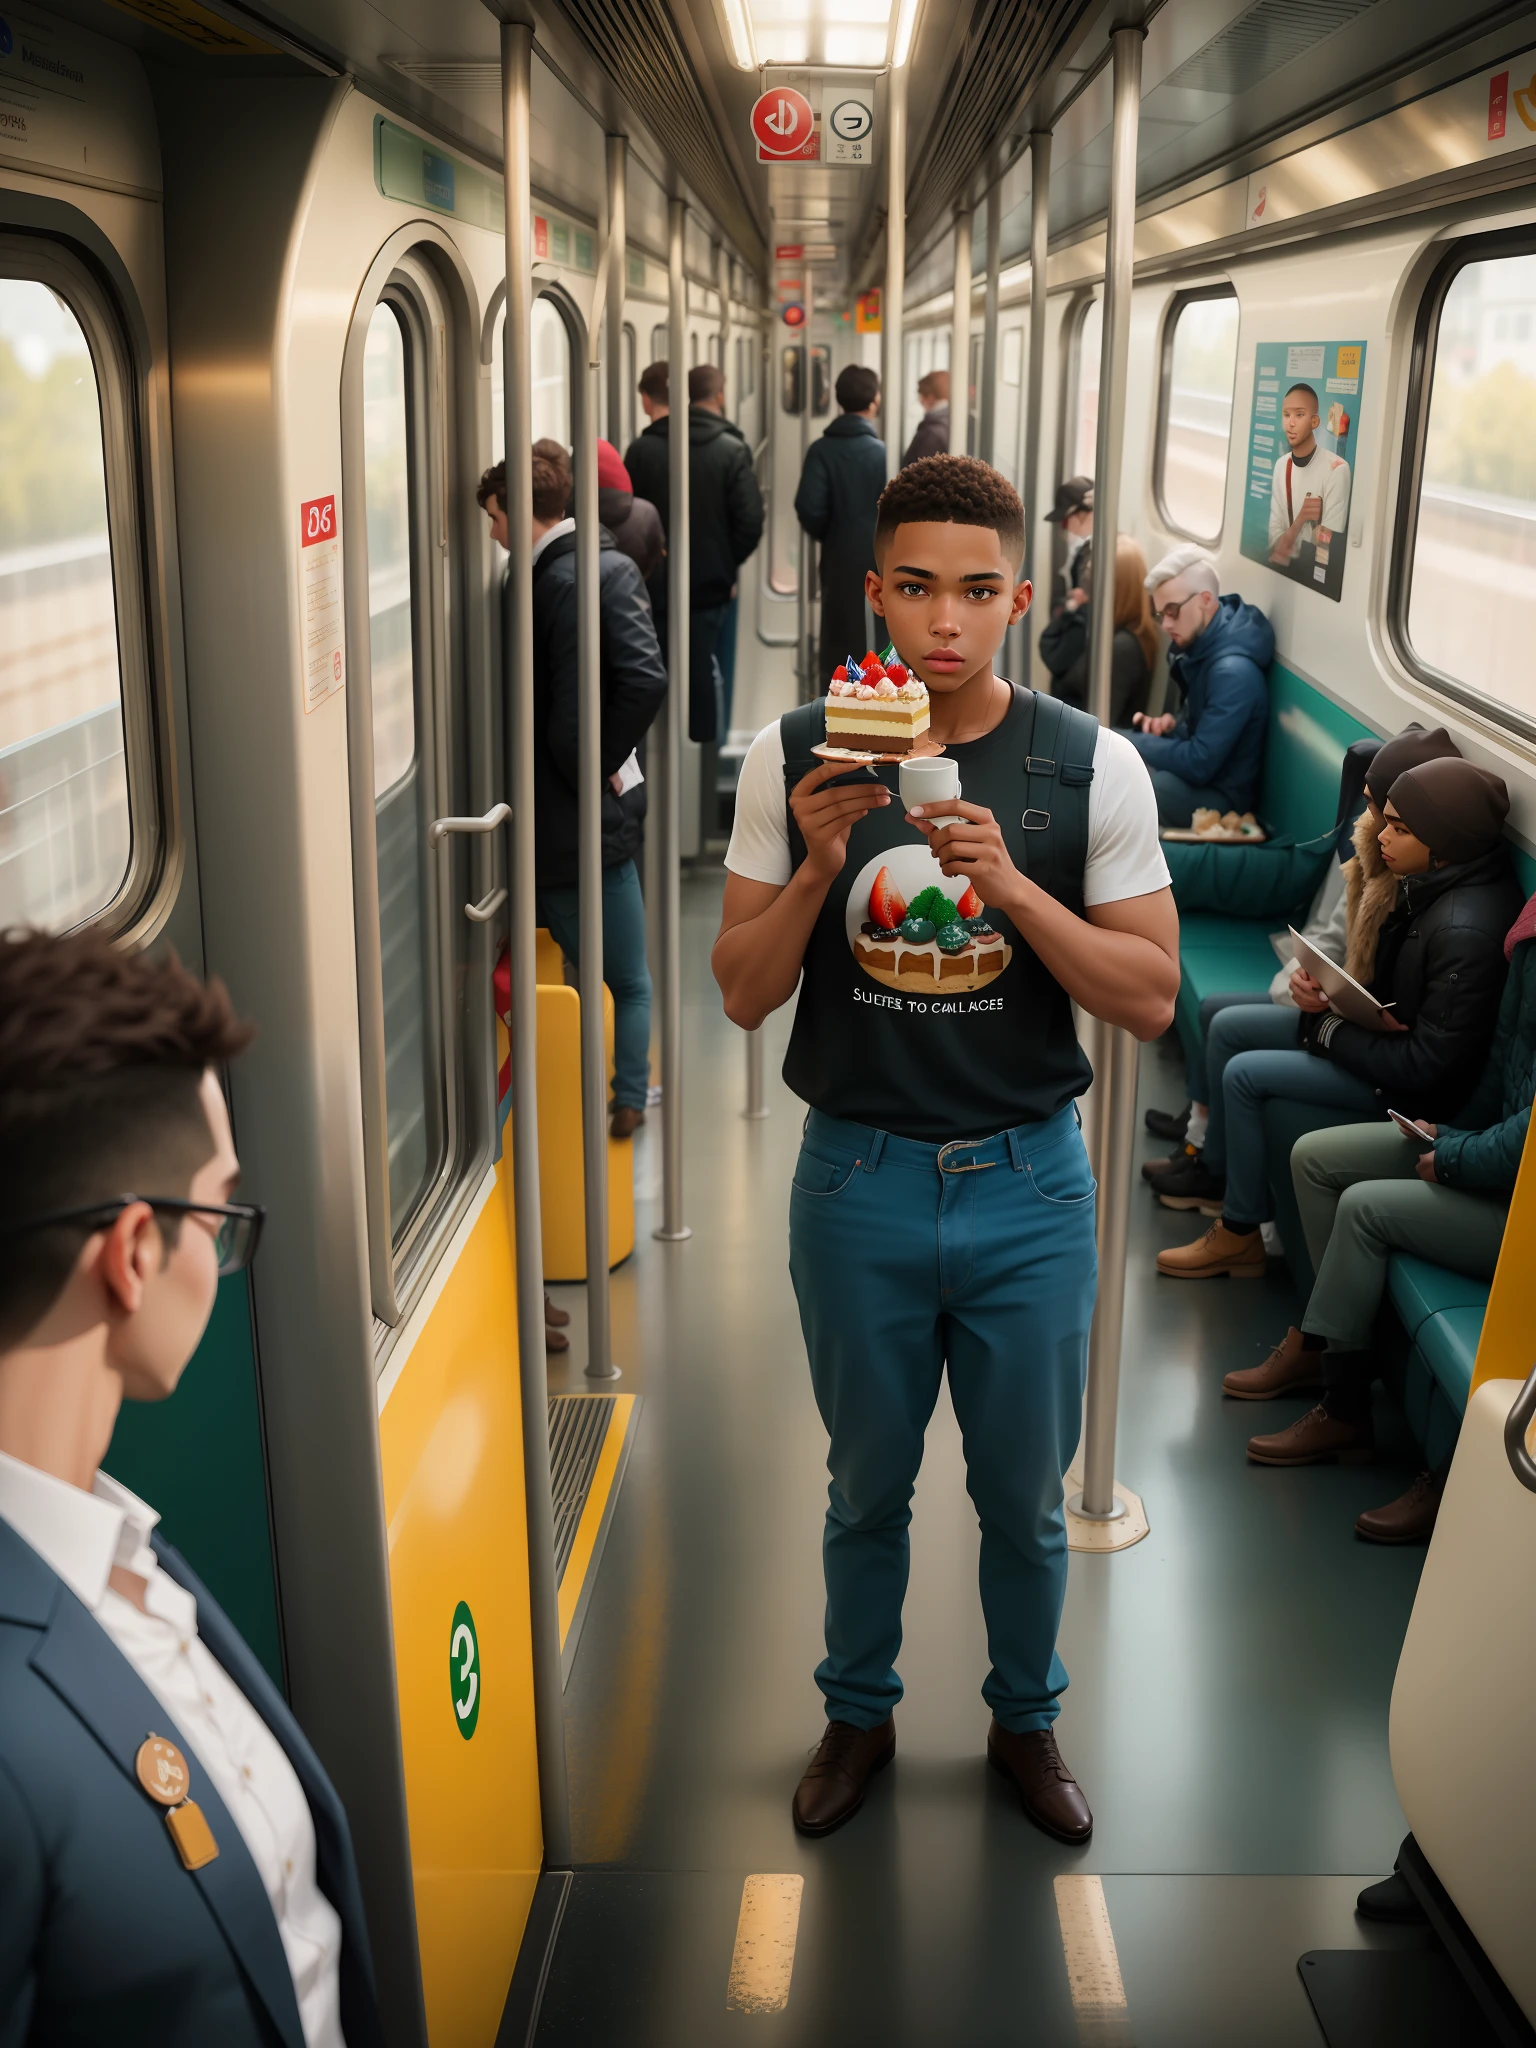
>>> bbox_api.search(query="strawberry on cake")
[825,651,930,755]
[854,867,1012,993]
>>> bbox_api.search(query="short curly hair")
[874,455,1025,567]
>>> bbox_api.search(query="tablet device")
[1289,928,1396,1031]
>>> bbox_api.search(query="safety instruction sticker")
[299,495,344,712]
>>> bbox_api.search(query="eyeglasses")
[0,1197,265,1277]
[1155,593,1197,626]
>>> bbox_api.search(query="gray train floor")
[540,869,1433,2045]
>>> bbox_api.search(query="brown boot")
[1156,1220,1266,1280]
[1247,1403,1372,1467]
[609,1103,645,1140]
[1356,1469,1444,1544]
[792,1718,895,1836]
[1223,1328,1327,1400]
[987,1722,1093,1844]
[544,1291,570,1329]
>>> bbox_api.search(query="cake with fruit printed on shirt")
[825,650,930,755]
[854,866,1013,993]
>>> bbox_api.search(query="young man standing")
[794,363,887,687]
[1044,474,1094,615]
[901,368,951,466]
[0,930,383,2045]
[713,457,1178,1840]
[1268,382,1352,567]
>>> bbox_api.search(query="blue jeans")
[1148,769,1232,828]
[787,1104,1098,1734]
[1218,1050,1379,1231]
[536,858,652,1111]
[1188,989,1275,1100]
[1202,1004,1303,1167]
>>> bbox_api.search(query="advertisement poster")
[1241,340,1366,602]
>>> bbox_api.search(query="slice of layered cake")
[825,651,930,755]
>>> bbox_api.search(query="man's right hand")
[1301,493,1323,525]
[790,761,890,882]
[1133,711,1177,736]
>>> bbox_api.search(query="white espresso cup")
[899,754,962,828]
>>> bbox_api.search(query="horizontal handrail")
[429,802,511,845]
[1504,1359,1536,1495]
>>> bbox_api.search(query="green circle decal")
[449,1600,481,1739]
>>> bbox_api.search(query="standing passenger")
[713,456,1178,1842]
[594,437,664,586]
[1036,533,1155,726]
[1043,475,1093,615]
[794,364,888,690]
[901,368,950,465]
[0,930,384,2048]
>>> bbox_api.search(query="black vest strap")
[1016,689,1098,911]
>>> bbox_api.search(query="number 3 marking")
[452,1621,478,1720]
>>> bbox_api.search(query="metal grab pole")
[604,134,626,446]
[572,280,617,1381]
[950,206,972,455]
[881,61,908,479]
[1074,20,1145,1525]
[744,1026,768,1119]
[978,172,1000,464]
[1022,127,1051,689]
[656,196,691,1242]
[497,13,572,1865]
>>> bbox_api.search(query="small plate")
[811,740,947,765]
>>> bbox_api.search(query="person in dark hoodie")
[593,436,664,585]
[795,363,888,687]
[624,362,764,742]
[1159,755,1522,1279]
[1124,543,1272,824]
[487,440,668,1140]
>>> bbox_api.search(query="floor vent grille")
[549,1395,616,1583]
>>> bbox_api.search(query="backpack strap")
[1017,687,1097,912]
[781,699,827,875]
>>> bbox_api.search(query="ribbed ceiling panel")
[1165,0,1378,97]
[554,0,765,271]
[907,0,1095,247]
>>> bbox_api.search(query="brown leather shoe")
[1156,1220,1266,1280]
[1141,1141,1197,1183]
[986,1722,1093,1844]
[544,1323,569,1355]
[1356,1469,1444,1544]
[792,1718,895,1836]
[1223,1327,1327,1401]
[609,1103,645,1140]
[1247,1403,1372,1467]
[544,1291,570,1329]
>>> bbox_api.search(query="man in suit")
[0,928,384,2047]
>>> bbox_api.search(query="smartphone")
[1388,1108,1434,1142]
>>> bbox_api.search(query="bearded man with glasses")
[1124,542,1273,828]
[0,928,383,2048]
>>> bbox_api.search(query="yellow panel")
[1471,1107,1536,1396]
[379,1167,544,2046]
[535,927,565,987]
[533,982,636,1282]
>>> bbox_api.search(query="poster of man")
[1241,340,1365,602]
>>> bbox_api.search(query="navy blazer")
[0,1515,385,2047]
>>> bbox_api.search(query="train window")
[0,270,134,932]
[620,321,636,447]
[810,344,830,416]
[782,345,804,414]
[1002,325,1023,387]
[1071,297,1101,479]
[1156,287,1239,544]
[651,322,667,364]
[1398,240,1536,729]
[531,296,570,446]
[689,331,698,369]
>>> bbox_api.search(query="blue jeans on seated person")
[536,857,653,1112]
[787,1104,1098,1735]
[1148,769,1233,828]
[1201,1004,1302,1168]
[1188,990,1279,1101]
[1217,1050,1379,1230]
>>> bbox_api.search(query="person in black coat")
[517,440,669,1138]
[624,362,764,742]
[794,363,887,686]
[901,367,949,466]
[595,436,664,585]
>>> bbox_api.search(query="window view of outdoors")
[491,298,572,461]
[0,278,129,931]
[1072,298,1101,479]
[1161,293,1239,541]
[1409,253,1536,719]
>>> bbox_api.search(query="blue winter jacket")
[1125,593,1273,810]
[1434,915,1536,1193]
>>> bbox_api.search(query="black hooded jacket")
[530,528,669,889]
[623,407,764,610]
[1299,844,1524,1119]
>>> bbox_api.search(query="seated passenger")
[1036,534,1156,727]
[1226,883,1536,1537]
[1148,725,1460,1187]
[1123,545,1271,826]
[0,929,383,2047]
[1157,757,1522,1278]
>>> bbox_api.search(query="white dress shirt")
[0,1449,345,2048]
[531,514,576,566]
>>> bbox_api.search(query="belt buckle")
[937,1139,996,1175]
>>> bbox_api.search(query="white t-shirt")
[726,718,1170,908]
[1268,443,1351,549]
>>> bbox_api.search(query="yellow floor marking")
[557,1394,635,1647]
[725,1874,803,2015]
[1054,1875,1133,2043]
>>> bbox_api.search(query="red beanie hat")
[596,439,631,494]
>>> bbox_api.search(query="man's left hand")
[1415,1150,1438,1184]
[909,800,1022,902]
